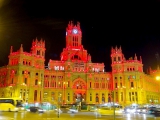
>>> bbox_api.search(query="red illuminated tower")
[60,21,88,62]
[31,38,46,68]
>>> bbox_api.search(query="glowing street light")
[57,93,62,118]
[156,76,160,80]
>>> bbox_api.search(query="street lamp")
[57,93,62,118]
[8,85,13,97]
[111,91,115,120]
[63,82,68,105]
[21,83,28,103]
[156,76,160,80]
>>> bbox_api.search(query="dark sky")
[0,0,160,73]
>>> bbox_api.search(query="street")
[0,111,160,120]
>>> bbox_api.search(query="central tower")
[66,21,82,48]
[60,21,88,62]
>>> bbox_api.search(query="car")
[124,107,137,113]
[59,106,70,113]
[136,107,147,114]
[147,107,160,117]
[97,107,123,116]
[27,107,46,113]
[55,106,78,113]
[68,107,78,113]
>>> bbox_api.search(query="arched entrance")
[75,93,82,102]
[72,78,86,104]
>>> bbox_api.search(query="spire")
[40,38,43,42]
[122,54,125,61]
[134,53,137,60]
[77,21,80,29]
[10,46,13,53]
[35,37,38,43]
[43,40,45,47]
[111,47,114,53]
[146,68,149,74]
[88,54,91,62]
[115,45,118,50]
[20,44,23,53]
[71,21,73,26]
[140,56,142,62]
[157,65,160,70]
[149,66,152,74]
[119,45,122,51]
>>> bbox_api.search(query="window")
[37,50,40,55]
[129,92,131,101]
[102,93,105,102]
[114,57,116,61]
[131,82,134,87]
[34,90,37,101]
[24,78,27,84]
[68,93,70,101]
[121,92,123,101]
[11,78,14,84]
[90,82,91,88]
[35,79,38,85]
[120,82,122,88]
[68,81,70,87]
[118,57,121,61]
[90,93,92,101]
[115,83,117,88]
[135,92,138,101]
[96,97,99,102]
[96,93,99,102]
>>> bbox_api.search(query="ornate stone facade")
[0,21,160,107]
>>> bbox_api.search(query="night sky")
[0,0,160,73]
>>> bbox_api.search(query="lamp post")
[8,85,13,97]
[21,83,27,103]
[57,93,62,118]
[112,91,115,120]
[63,82,68,106]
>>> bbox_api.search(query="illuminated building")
[0,21,160,107]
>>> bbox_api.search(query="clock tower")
[60,21,88,62]
[66,21,82,48]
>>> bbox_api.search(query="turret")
[111,46,123,64]
[31,38,46,58]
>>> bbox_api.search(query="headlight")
[38,109,43,111]
[126,109,130,112]
[14,108,18,111]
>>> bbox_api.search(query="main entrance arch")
[72,78,86,104]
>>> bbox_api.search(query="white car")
[68,108,78,113]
